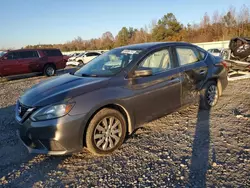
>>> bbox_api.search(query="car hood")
[19,74,110,107]
[68,57,76,61]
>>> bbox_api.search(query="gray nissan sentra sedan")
[16,42,228,155]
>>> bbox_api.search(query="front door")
[0,52,20,76]
[130,48,181,125]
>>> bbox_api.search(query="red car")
[0,49,66,77]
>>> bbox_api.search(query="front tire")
[44,65,56,77]
[85,108,126,155]
[200,81,219,110]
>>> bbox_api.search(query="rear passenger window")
[43,50,62,56]
[176,47,200,66]
[19,51,39,58]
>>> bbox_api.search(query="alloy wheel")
[93,116,122,151]
[206,85,218,106]
[46,67,55,76]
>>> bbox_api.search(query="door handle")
[169,77,179,82]
[200,70,206,75]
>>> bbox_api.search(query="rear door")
[130,47,182,125]
[174,46,208,106]
[0,52,20,76]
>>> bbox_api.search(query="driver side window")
[139,49,172,75]
[7,52,19,60]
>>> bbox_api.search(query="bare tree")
[237,4,250,36]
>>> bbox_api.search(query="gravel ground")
[0,74,249,187]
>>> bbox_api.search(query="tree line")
[24,5,250,52]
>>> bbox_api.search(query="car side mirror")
[134,67,153,77]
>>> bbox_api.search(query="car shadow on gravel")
[0,105,68,187]
[188,104,212,187]
[1,155,68,187]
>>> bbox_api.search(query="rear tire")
[200,81,219,110]
[44,64,56,77]
[85,108,126,155]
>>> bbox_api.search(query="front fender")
[69,87,135,134]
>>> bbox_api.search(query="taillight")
[220,61,228,68]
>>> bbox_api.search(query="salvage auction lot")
[0,74,249,187]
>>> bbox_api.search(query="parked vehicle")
[16,42,228,155]
[207,48,222,56]
[67,52,85,62]
[63,55,70,62]
[70,53,80,57]
[0,51,6,57]
[75,51,102,66]
[221,37,250,71]
[0,49,66,77]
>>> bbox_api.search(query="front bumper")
[16,113,87,155]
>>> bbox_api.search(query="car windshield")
[74,48,143,77]
[0,51,6,57]
[77,52,85,57]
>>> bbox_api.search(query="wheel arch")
[203,77,222,96]
[43,62,56,70]
[82,103,133,147]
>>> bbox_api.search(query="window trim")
[196,46,208,61]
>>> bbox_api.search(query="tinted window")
[19,51,39,58]
[6,52,19,60]
[86,52,100,57]
[139,49,172,74]
[176,47,200,66]
[43,50,62,56]
[214,49,221,53]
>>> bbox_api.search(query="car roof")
[9,48,60,52]
[117,42,193,50]
[85,51,101,54]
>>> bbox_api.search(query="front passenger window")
[139,49,172,74]
[7,52,18,60]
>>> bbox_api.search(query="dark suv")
[0,49,66,77]
[16,42,228,155]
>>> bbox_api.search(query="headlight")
[30,103,74,121]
